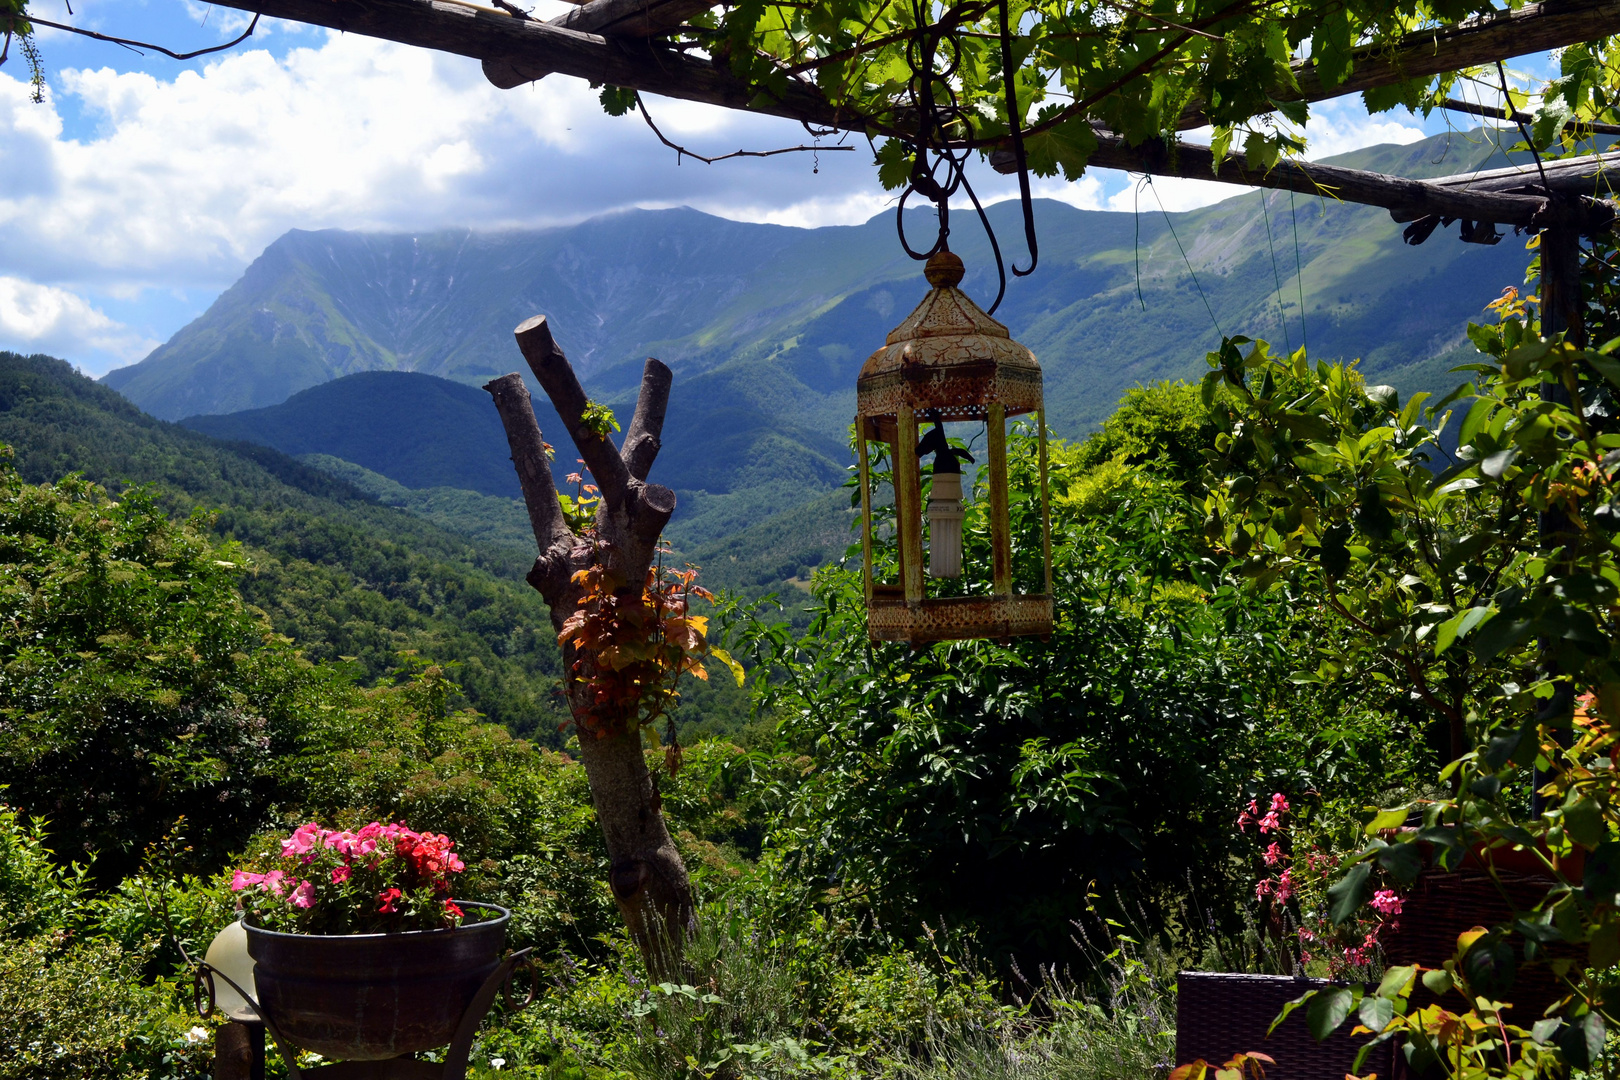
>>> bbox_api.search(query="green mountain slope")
[106,129,1533,428]
[109,129,1538,551]
[0,350,571,738]
[182,371,539,499]
[104,210,910,420]
[178,367,847,548]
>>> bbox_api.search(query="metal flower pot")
[245,902,510,1061]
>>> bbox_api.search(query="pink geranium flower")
[1263,842,1283,867]
[1275,869,1294,902]
[1270,793,1290,814]
[1370,889,1404,915]
[1257,811,1282,834]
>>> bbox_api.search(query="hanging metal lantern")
[855,249,1053,645]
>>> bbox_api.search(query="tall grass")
[611,901,1184,1080]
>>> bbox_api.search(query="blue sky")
[0,0,1555,375]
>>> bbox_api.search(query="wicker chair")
[1176,972,1392,1080]
[1381,868,1577,1023]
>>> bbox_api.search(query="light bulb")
[927,471,964,578]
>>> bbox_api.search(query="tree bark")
[485,320,690,971]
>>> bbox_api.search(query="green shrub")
[0,935,214,1080]
[0,455,323,880]
[0,802,90,938]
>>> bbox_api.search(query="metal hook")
[999,0,1038,278]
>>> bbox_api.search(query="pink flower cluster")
[1342,931,1379,967]
[230,869,319,909]
[1234,791,1407,978]
[1236,792,1290,834]
[230,820,468,932]
[1255,868,1294,903]
[1370,889,1404,916]
[278,821,464,873]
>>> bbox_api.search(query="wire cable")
[1258,189,1293,354]
[1148,177,1221,339]
[1289,190,1308,355]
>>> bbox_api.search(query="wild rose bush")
[231,822,469,934]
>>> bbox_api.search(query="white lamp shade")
[204,917,260,1022]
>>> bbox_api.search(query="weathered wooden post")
[213,1021,265,1080]
[485,317,694,970]
[1530,216,1586,815]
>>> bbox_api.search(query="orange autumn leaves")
[558,549,743,740]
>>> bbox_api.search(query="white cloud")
[0,277,157,365]
[1095,104,1429,215]
[1104,174,1234,214]
[1302,103,1425,160]
[0,33,878,295]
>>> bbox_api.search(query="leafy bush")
[0,806,215,1080]
[726,417,1412,963]
[0,802,90,939]
[0,455,323,879]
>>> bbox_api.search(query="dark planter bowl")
[245,901,509,1061]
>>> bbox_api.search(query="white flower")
[490,1058,506,1070]
[184,1026,210,1045]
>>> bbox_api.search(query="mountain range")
[107,128,1538,543]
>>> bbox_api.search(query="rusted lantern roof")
[856,250,1042,422]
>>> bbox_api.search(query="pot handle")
[194,961,307,1080]
[503,950,540,1012]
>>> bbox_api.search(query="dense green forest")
[0,353,756,745]
[9,226,1620,1079]
[1,346,1428,1079]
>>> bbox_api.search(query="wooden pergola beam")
[1424,150,1620,198]
[1176,0,1620,130]
[990,133,1616,232]
[549,0,709,37]
[213,0,1620,140]
[207,0,846,125]
[213,0,1618,235]
[484,0,712,87]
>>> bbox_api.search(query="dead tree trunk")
[484,314,692,969]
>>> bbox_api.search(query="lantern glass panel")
[858,412,1047,603]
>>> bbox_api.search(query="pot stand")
[197,947,535,1080]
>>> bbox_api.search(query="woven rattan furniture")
[1176,972,1392,1080]
[1381,868,1575,1022]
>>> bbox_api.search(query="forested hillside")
[180,371,543,499]
[0,350,569,738]
[0,350,765,741]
